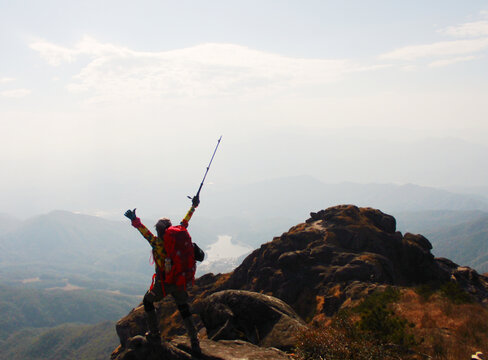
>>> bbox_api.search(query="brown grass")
[295,315,400,360]
[297,287,488,359]
[395,289,488,359]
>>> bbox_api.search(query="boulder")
[173,337,292,360]
[115,306,147,348]
[198,290,306,351]
[111,336,192,360]
[111,336,292,360]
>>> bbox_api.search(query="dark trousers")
[142,277,194,335]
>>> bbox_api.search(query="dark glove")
[192,195,200,208]
[124,208,137,221]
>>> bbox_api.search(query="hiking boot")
[190,337,202,357]
[145,309,161,342]
[183,316,201,356]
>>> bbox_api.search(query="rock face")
[112,205,488,359]
[225,205,488,318]
[199,290,306,350]
[115,306,147,348]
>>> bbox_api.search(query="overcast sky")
[1,0,488,218]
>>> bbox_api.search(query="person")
[124,196,201,355]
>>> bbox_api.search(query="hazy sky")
[1,1,488,217]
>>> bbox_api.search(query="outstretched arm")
[180,196,200,228]
[124,208,158,246]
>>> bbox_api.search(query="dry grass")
[395,289,488,359]
[295,313,400,360]
[297,286,488,360]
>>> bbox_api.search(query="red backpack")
[163,225,196,290]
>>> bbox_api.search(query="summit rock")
[112,205,488,359]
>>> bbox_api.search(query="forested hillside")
[0,285,137,339]
[0,321,118,360]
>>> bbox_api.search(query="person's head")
[155,218,172,238]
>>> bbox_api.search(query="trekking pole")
[187,136,222,202]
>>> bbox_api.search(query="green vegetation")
[354,287,416,348]
[295,312,398,360]
[0,321,119,360]
[439,282,474,304]
[415,282,439,301]
[415,281,473,304]
[354,286,401,312]
[0,284,138,339]
[356,302,416,347]
[296,287,417,359]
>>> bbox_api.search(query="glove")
[192,195,200,208]
[124,208,137,221]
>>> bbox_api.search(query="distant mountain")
[0,210,156,294]
[395,210,488,235]
[201,177,488,220]
[0,213,21,235]
[2,181,488,292]
[424,215,488,273]
[445,185,488,201]
[0,210,140,265]
[395,210,488,273]
[0,209,296,293]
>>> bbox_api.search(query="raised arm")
[124,208,159,247]
[180,196,200,228]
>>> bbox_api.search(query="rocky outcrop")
[112,336,292,360]
[225,205,488,317]
[112,205,488,359]
[115,306,147,348]
[198,290,306,350]
[436,257,488,301]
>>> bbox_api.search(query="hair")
[155,218,172,238]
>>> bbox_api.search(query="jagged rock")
[172,336,292,360]
[116,306,146,348]
[226,205,454,317]
[111,336,291,360]
[115,298,182,346]
[436,257,488,301]
[111,335,193,360]
[198,290,306,350]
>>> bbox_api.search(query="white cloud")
[29,41,78,66]
[0,88,32,98]
[428,55,479,68]
[440,20,488,38]
[0,77,15,84]
[29,36,132,66]
[379,38,488,61]
[30,37,384,102]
